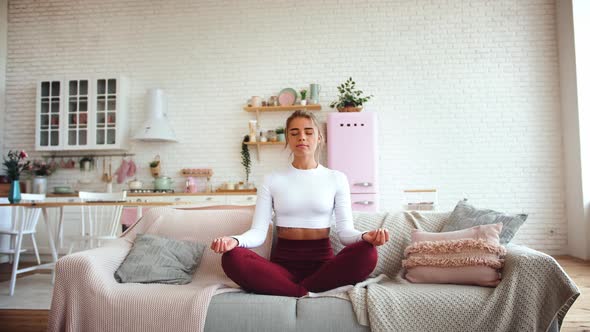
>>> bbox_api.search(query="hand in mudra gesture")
[362,228,390,246]
[210,237,239,253]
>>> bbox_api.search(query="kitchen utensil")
[107,158,113,183]
[127,178,143,190]
[101,158,108,182]
[268,96,279,106]
[68,158,76,168]
[185,177,197,193]
[309,83,321,104]
[249,120,258,142]
[278,88,297,106]
[153,176,174,190]
[250,96,262,107]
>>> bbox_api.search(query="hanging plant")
[241,135,251,183]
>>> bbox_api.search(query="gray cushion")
[297,297,370,332]
[205,293,369,332]
[205,293,297,332]
[114,233,205,284]
[441,200,527,244]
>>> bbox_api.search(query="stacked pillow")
[402,200,528,287]
[441,199,527,244]
[402,223,506,287]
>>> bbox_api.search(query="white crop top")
[232,164,363,248]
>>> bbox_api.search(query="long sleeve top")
[232,164,363,248]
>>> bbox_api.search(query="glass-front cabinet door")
[95,78,118,147]
[66,79,89,147]
[37,80,62,149]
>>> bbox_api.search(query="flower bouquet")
[2,150,30,181]
[30,159,58,176]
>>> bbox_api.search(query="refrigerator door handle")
[353,200,374,205]
[353,182,373,187]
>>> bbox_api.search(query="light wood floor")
[554,256,590,332]
[0,256,588,332]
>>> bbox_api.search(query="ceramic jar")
[33,176,48,194]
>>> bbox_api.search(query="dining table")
[0,201,193,273]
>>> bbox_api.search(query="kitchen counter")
[0,201,192,207]
[46,190,257,198]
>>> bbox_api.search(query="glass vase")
[8,180,21,204]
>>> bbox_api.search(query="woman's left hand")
[362,228,390,246]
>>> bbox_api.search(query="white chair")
[0,194,46,296]
[68,191,126,254]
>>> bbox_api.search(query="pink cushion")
[402,223,505,287]
[405,266,502,287]
[411,223,502,244]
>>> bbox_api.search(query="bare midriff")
[276,226,330,240]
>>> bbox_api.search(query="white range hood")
[133,88,178,142]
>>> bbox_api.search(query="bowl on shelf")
[53,186,74,194]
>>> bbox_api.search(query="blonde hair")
[285,110,324,162]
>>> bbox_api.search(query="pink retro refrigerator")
[327,112,379,212]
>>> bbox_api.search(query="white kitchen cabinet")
[36,76,128,151]
[131,195,254,207]
[0,198,10,263]
[180,195,227,206]
[226,195,257,206]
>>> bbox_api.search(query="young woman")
[211,110,389,297]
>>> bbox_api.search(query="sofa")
[47,206,579,332]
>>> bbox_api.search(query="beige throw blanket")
[335,211,580,332]
[48,207,271,332]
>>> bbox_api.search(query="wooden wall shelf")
[244,141,284,146]
[243,104,321,112]
[244,141,285,161]
[243,104,319,161]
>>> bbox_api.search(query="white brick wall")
[3,0,567,254]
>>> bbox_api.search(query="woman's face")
[287,117,320,159]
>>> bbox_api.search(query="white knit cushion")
[130,207,272,259]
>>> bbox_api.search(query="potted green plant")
[275,127,286,142]
[329,77,373,112]
[150,155,161,177]
[79,156,93,171]
[299,89,308,106]
[241,135,251,184]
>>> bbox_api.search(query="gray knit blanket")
[330,211,580,332]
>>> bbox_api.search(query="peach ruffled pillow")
[402,223,506,287]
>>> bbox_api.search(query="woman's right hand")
[210,236,239,253]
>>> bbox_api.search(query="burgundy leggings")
[222,238,378,297]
